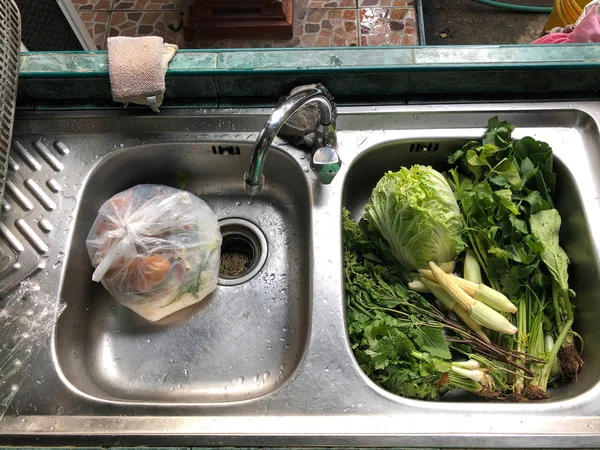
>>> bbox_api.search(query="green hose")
[471,0,553,13]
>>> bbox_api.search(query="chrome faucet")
[244,85,341,195]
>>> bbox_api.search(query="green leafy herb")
[446,117,582,398]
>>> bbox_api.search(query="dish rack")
[0,0,21,204]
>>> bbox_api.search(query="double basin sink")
[1,103,600,446]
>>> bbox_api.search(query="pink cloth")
[533,2,600,43]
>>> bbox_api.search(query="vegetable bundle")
[345,117,583,401]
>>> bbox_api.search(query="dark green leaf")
[493,189,520,215]
[412,326,452,359]
[530,209,570,292]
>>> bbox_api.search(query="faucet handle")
[311,146,341,185]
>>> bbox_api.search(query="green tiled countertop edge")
[18,45,600,77]
[16,45,600,107]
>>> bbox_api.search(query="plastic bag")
[86,184,222,322]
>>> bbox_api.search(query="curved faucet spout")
[244,86,339,195]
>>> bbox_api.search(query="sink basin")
[341,114,600,403]
[3,105,600,447]
[56,142,311,403]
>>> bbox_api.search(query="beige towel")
[107,36,178,112]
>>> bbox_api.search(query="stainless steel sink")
[57,142,310,403]
[341,115,600,403]
[2,104,600,447]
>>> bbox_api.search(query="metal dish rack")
[0,0,21,204]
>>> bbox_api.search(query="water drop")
[300,155,306,160]
[239,376,245,384]
[57,406,65,415]
[303,166,309,173]
[235,201,242,206]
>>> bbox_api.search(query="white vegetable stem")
[451,365,492,386]
[452,359,481,370]
[408,279,431,293]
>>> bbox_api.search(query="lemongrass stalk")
[422,278,491,343]
[513,297,527,397]
[463,249,483,284]
[530,319,573,393]
[545,334,561,377]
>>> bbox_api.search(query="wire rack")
[0,0,21,204]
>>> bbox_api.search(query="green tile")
[19,52,108,76]
[414,44,600,65]
[168,51,218,71]
[218,48,413,70]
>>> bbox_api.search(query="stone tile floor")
[71,0,418,50]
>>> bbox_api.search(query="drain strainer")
[218,218,267,286]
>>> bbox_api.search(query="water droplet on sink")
[303,166,309,173]
[300,155,306,160]
[146,339,152,343]
[263,371,271,381]
[247,200,254,205]
[57,406,65,415]
[238,376,245,384]
[253,374,259,383]
[235,201,242,206]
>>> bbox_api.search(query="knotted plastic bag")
[86,184,222,321]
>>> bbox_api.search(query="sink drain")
[218,218,268,286]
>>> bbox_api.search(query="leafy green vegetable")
[446,117,582,398]
[530,210,570,294]
[364,165,465,272]
[344,208,535,400]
